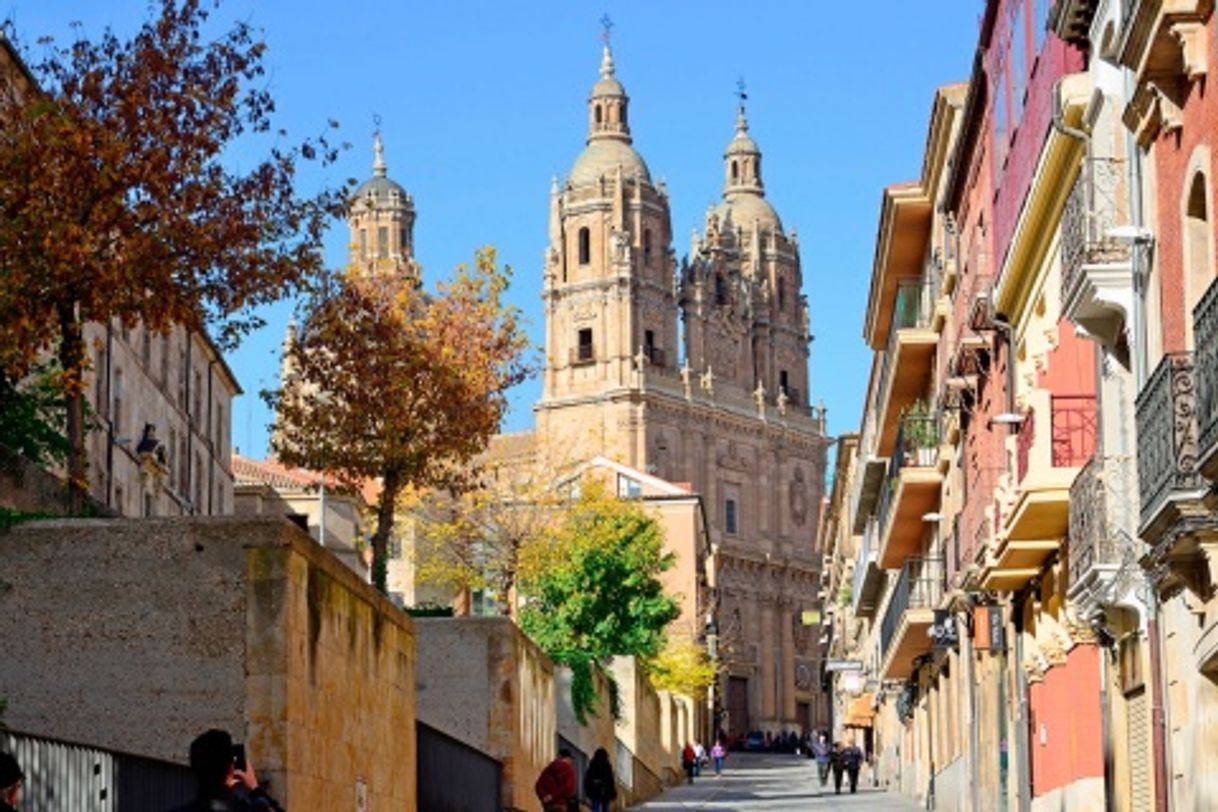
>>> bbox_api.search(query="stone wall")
[414,617,555,812]
[610,655,697,802]
[0,516,416,810]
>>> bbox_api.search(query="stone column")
[781,598,796,725]
[760,600,777,725]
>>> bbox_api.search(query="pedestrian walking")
[681,742,697,784]
[536,749,579,812]
[841,739,864,794]
[583,747,617,812]
[831,741,846,794]
[693,741,706,776]
[0,752,23,812]
[168,729,283,811]
[811,733,832,787]
[710,740,726,776]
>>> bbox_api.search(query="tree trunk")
[371,468,402,594]
[58,304,86,514]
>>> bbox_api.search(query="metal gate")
[0,729,194,811]
[417,721,502,812]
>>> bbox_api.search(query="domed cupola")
[348,133,418,279]
[569,44,651,187]
[716,101,782,235]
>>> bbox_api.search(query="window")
[578,227,591,265]
[777,277,786,312]
[1186,171,1213,344]
[159,334,169,385]
[193,371,203,425]
[754,156,761,184]
[780,370,789,396]
[400,227,410,255]
[359,228,367,258]
[577,328,594,362]
[144,491,154,518]
[94,347,107,413]
[644,329,656,361]
[178,346,188,407]
[595,104,603,124]
[643,229,652,265]
[377,226,389,259]
[715,273,728,305]
[725,497,738,535]
[731,161,739,182]
[618,474,642,498]
[179,436,189,494]
[620,105,627,126]
[112,368,124,437]
[168,427,178,489]
[141,329,151,369]
[114,483,124,515]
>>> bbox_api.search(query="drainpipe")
[1012,591,1031,812]
[1147,594,1170,812]
[962,606,982,812]
[1099,641,1114,812]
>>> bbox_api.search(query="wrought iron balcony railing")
[1195,276,1218,468]
[1136,352,1204,532]
[1016,396,1097,483]
[879,556,945,662]
[876,410,941,534]
[1068,454,1138,591]
[875,279,933,407]
[1061,157,1130,304]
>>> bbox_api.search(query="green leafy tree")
[520,482,679,722]
[0,364,70,467]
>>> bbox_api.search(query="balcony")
[878,556,945,680]
[876,411,944,570]
[1067,454,1139,610]
[1119,0,1211,145]
[852,516,885,619]
[988,393,1097,590]
[1196,277,1218,480]
[1060,158,1134,351]
[1136,352,1208,542]
[874,280,938,457]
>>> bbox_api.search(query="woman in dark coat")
[583,748,618,812]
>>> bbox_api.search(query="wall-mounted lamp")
[921,512,943,523]
[988,412,1025,429]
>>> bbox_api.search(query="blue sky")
[10,1,982,457]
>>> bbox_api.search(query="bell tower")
[348,133,419,280]
[538,37,677,411]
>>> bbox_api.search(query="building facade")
[532,44,831,737]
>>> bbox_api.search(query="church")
[345,40,831,737]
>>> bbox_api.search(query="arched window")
[754,156,761,184]
[1186,171,1214,345]
[643,229,652,265]
[715,273,727,305]
[731,161,739,181]
[578,227,591,265]
[595,105,602,125]
[621,105,627,126]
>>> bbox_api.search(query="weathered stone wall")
[555,666,615,767]
[0,516,416,810]
[609,656,697,800]
[414,617,555,812]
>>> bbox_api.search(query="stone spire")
[372,131,387,178]
[724,89,764,195]
[587,36,631,144]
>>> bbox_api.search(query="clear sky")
[9,1,982,457]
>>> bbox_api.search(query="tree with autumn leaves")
[0,1,344,505]
[269,249,532,592]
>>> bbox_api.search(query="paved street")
[629,753,920,810]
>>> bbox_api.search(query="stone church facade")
[533,43,831,736]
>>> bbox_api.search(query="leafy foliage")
[269,248,532,593]
[520,482,679,722]
[414,462,562,617]
[0,0,345,499]
[0,364,70,466]
[648,638,717,699]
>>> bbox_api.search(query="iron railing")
[0,729,194,811]
[1068,454,1138,590]
[876,279,933,405]
[1061,157,1130,303]
[879,556,945,662]
[1195,276,1218,465]
[876,411,941,533]
[1051,395,1099,468]
[1136,352,1204,531]
[1017,407,1036,483]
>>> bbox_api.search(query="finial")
[372,114,386,178]
[599,14,615,77]
[735,77,749,132]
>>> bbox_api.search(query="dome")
[591,76,626,98]
[353,175,409,205]
[569,139,651,187]
[725,130,760,157]
[715,192,782,233]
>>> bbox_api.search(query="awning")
[844,693,875,728]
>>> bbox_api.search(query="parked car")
[743,731,766,751]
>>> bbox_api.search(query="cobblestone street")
[629,753,920,811]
